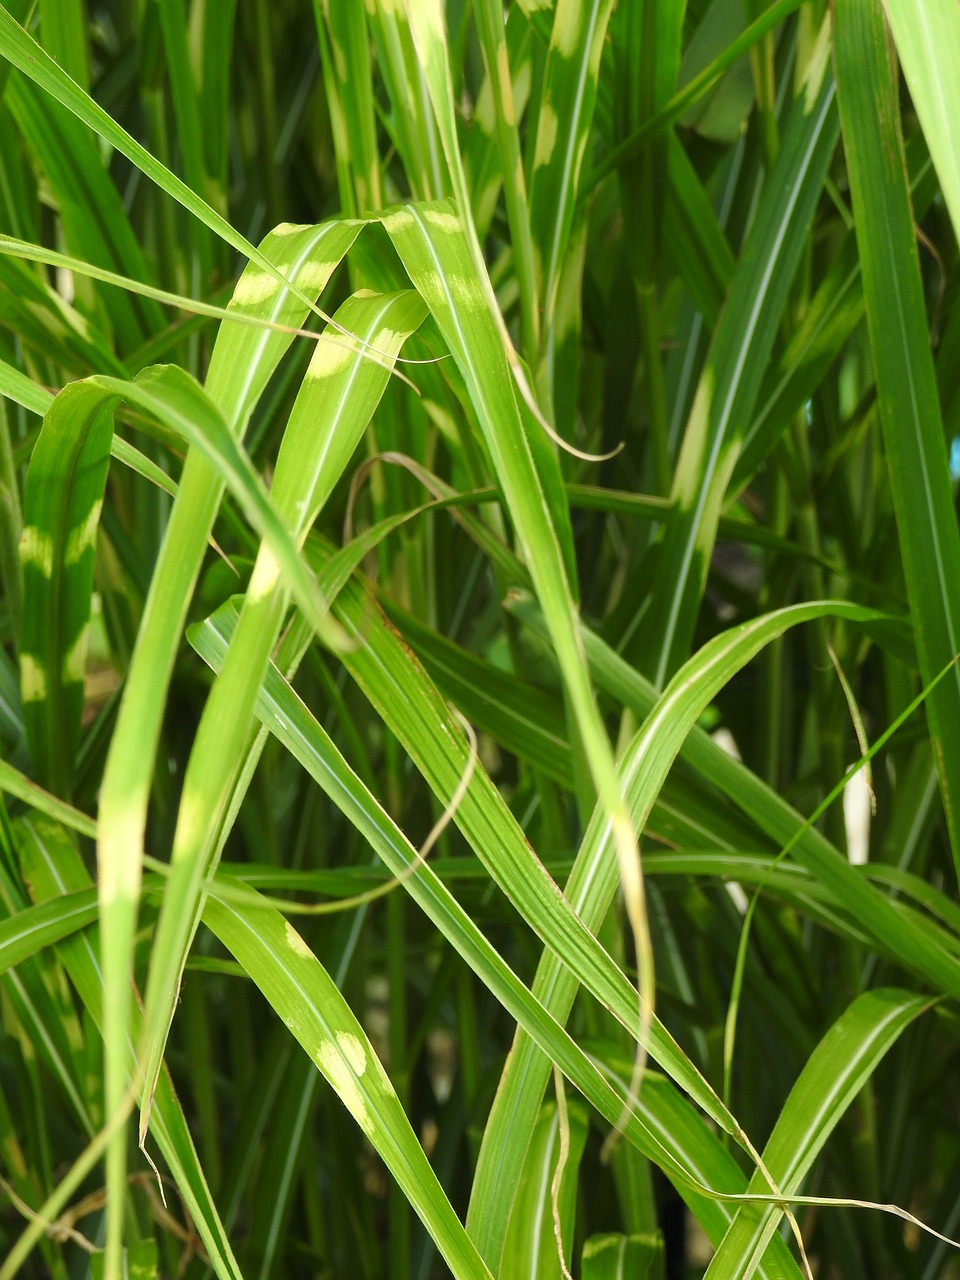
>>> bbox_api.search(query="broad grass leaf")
[704,989,930,1279]
[581,1232,665,1280]
[202,882,495,1280]
[501,1097,589,1279]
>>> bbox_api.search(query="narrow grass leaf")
[189,605,801,1275]
[89,366,338,642]
[500,1098,589,1279]
[4,76,164,348]
[639,40,838,685]
[379,200,643,1057]
[0,10,358,326]
[528,0,617,336]
[395,20,626,837]
[469,598,960,1265]
[473,0,540,356]
[547,599,960,988]
[0,890,99,977]
[313,0,383,216]
[835,0,960,879]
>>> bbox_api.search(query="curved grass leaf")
[397,18,636,939]
[4,74,164,349]
[468,598,960,1267]
[0,9,355,328]
[19,383,113,800]
[378,200,642,1059]
[0,890,98,977]
[500,1097,589,1279]
[704,989,931,1279]
[512,598,960,985]
[0,757,96,840]
[89,365,338,642]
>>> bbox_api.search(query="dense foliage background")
[2,0,960,1276]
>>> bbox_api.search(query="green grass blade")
[0,358,55,418]
[581,1233,665,1280]
[38,0,88,91]
[516,598,960,992]
[137,289,427,1145]
[0,253,126,377]
[0,233,359,345]
[468,597,960,1265]
[16,817,245,1280]
[192,0,237,212]
[500,1098,589,1279]
[364,3,447,201]
[835,0,960,879]
[0,9,350,322]
[704,990,930,1279]
[885,0,960,251]
[90,365,339,642]
[472,0,539,357]
[188,605,800,1273]
[202,884,495,1280]
[379,199,642,1040]
[383,598,574,787]
[639,44,838,685]
[4,76,164,348]
[94,219,359,1277]
[528,0,617,342]
[394,19,625,831]
[0,890,99,977]
[293,559,729,1126]
[313,0,383,216]
[19,383,113,799]
[0,757,96,839]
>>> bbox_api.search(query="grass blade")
[638,37,837,685]
[704,990,930,1278]
[885,0,960,250]
[137,289,427,1145]
[94,219,359,1276]
[835,0,960,878]
[19,384,113,799]
[202,884,495,1280]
